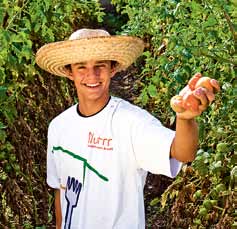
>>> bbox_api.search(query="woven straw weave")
[36,36,144,77]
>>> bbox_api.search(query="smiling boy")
[36,28,220,229]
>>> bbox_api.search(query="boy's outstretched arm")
[170,73,220,162]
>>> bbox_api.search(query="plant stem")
[223,11,237,42]
[6,0,30,30]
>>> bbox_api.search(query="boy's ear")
[110,67,117,78]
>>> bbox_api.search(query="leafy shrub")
[1,0,236,227]
[112,0,237,227]
[0,0,105,227]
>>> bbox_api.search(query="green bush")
[112,0,237,227]
[0,0,105,227]
[1,0,236,227]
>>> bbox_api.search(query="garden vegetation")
[0,0,236,227]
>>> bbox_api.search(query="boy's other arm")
[55,189,62,228]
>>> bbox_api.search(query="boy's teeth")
[86,83,100,87]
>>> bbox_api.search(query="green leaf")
[150,197,159,206]
[216,142,229,153]
[231,154,237,165]
[190,2,203,17]
[193,218,201,225]
[215,183,226,193]
[0,86,7,102]
[0,67,6,84]
[151,74,160,85]
[147,84,158,97]
[21,46,32,60]
[193,190,202,200]
[2,30,11,44]
[3,105,17,124]
[199,207,208,217]
[161,190,169,208]
[203,16,218,28]
[159,55,169,65]
[0,169,8,180]
[23,18,31,31]
[0,7,5,25]
[203,199,213,210]
[35,226,46,229]
[182,48,192,59]
[0,121,6,129]
[139,90,149,106]
[44,0,51,11]
[12,34,24,43]
[211,161,222,172]
[0,129,6,142]
[34,23,41,33]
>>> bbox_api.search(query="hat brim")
[35,36,144,77]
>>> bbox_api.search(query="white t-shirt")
[47,96,182,229]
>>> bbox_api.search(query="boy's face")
[68,60,116,104]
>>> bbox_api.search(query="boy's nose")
[87,67,99,78]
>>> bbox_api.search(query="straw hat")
[35,28,145,77]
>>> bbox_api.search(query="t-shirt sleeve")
[47,122,60,189]
[131,111,182,178]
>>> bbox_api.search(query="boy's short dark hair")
[111,60,118,69]
[65,64,71,71]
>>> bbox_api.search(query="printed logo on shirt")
[88,131,113,151]
[52,147,109,228]
[64,176,82,229]
[53,146,109,185]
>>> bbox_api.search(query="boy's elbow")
[172,148,197,163]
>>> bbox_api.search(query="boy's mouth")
[84,83,101,88]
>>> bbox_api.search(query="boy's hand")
[170,73,220,120]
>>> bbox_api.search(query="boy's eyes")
[95,64,106,68]
[76,64,107,69]
[74,62,110,71]
[76,66,85,70]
